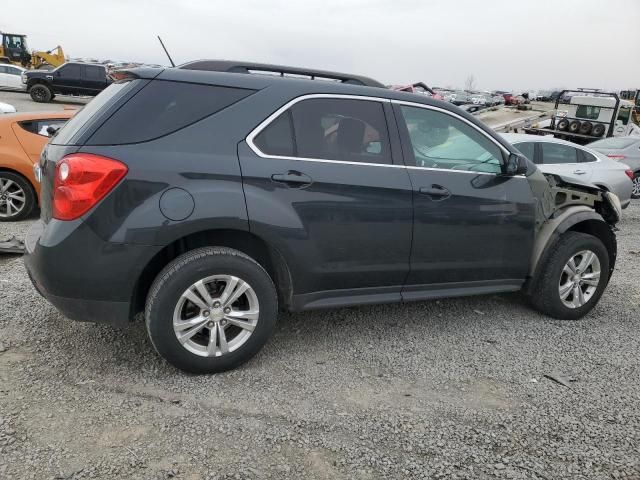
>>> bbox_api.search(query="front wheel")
[145,247,278,373]
[29,84,52,103]
[529,232,609,320]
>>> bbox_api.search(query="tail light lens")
[625,169,635,180]
[607,154,626,160]
[53,153,127,221]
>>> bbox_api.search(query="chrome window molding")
[245,93,523,178]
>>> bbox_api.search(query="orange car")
[0,110,75,221]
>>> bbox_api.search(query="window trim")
[537,141,602,166]
[246,94,516,177]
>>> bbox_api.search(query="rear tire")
[145,247,278,374]
[0,171,36,221]
[528,232,609,320]
[29,84,52,103]
[632,172,640,199]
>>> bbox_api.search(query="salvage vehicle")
[0,64,26,91]
[502,133,634,208]
[24,62,111,102]
[524,89,640,144]
[589,136,640,198]
[24,61,622,373]
[0,110,74,220]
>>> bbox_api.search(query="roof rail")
[177,60,385,88]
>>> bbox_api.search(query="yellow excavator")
[0,31,65,69]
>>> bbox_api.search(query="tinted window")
[253,111,295,156]
[514,142,536,163]
[87,80,255,145]
[0,66,6,74]
[83,65,104,80]
[580,150,598,163]
[399,105,503,174]
[52,79,140,145]
[6,67,20,75]
[540,143,579,164]
[253,98,392,164]
[58,64,81,78]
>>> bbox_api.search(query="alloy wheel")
[632,176,640,198]
[558,250,601,308]
[172,275,259,357]
[0,178,26,219]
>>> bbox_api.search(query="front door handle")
[271,170,312,187]
[573,169,587,175]
[419,184,451,200]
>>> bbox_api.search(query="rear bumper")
[23,219,160,327]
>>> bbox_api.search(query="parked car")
[588,136,640,198]
[502,133,634,207]
[0,110,74,220]
[390,82,444,100]
[23,62,111,102]
[24,60,622,373]
[0,64,26,91]
[0,101,16,113]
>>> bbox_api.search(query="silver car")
[588,136,640,198]
[501,133,634,208]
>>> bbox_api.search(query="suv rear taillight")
[53,153,127,221]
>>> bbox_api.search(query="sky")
[4,0,640,92]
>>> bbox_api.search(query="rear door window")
[86,80,255,145]
[82,65,104,80]
[540,143,579,164]
[514,142,536,162]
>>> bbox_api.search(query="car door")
[538,141,594,182]
[53,64,81,94]
[5,66,22,89]
[238,95,413,306]
[392,102,535,297]
[81,65,105,95]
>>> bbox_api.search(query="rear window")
[51,79,139,145]
[86,80,255,145]
[589,137,638,149]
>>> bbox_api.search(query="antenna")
[157,35,175,67]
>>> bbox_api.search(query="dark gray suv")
[24,61,622,373]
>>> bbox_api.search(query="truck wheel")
[29,84,52,103]
[556,118,569,131]
[0,171,36,221]
[578,121,592,135]
[591,123,606,137]
[145,247,278,374]
[568,120,581,133]
[529,232,609,320]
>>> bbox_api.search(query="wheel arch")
[0,167,38,202]
[526,208,617,293]
[130,228,294,319]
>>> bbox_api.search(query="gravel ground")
[0,202,639,480]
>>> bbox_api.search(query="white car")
[0,64,27,91]
[502,133,634,208]
[0,101,16,113]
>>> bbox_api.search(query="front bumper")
[23,219,160,327]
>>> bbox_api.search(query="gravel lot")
[1,91,639,479]
[0,203,639,480]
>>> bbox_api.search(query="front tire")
[29,84,52,103]
[529,232,609,320]
[145,247,278,373]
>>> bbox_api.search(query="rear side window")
[575,105,601,120]
[540,142,579,164]
[18,119,68,137]
[87,80,255,145]
[83,65,104,80]
[253,98,392,164]
[514,142,536,163]
[580,150,598,163]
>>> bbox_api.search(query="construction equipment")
[0,31,65,69]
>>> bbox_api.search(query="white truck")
[524,89,640,145]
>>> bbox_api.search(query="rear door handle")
[271,170,312,187]
[419,184,451,200]
[573,169,587,175]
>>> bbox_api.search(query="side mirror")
[505,153,528,176]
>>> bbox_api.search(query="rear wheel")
[632,172,640,199]
[145,247,278,373]
[29,84,52,103]
[0,171,36,221]
[529,232,609,320]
